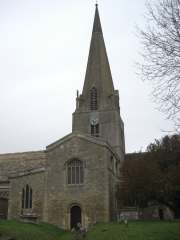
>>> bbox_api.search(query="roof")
[0,150,47,162]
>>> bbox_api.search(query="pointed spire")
[93,3,102,33]
[82,4,114,107]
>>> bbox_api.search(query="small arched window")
[91,124,99,137]
[67,159,84,185]
[90,87,98,110]
[22,184,32,209]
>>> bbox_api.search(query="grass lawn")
[0,220,71,240]
[86,221,180,240]
[0,220,180,240]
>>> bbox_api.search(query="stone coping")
[9,167,46,179]
[46,133,121,162]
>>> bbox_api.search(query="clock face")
[90,118,99,125]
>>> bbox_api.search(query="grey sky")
[0,0,174,154]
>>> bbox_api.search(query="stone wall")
[8,169,46,222]
[108,152,121,221]
[139,205,174,220]
[73,110,125,159]
[45,134,114,229]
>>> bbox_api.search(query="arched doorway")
[0,198,8,219]
[70,205,81,229]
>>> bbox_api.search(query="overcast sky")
[0,0,175,154]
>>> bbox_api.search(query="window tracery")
[67,159,84,185]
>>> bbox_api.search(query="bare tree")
[139,0,180,131]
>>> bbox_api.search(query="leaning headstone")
[124,219,128,227]
[164,207,174,221]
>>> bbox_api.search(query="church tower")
[73,4,125,159]
[3,4,126,230]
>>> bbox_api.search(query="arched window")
[90,87,98,110]
[22,184,32,209]
[91,124,99,137]
[67,159,84,185]
[29,188,32,209]
[22,188,25,209]
[25,184,29,208]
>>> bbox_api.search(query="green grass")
[86,221,180,240]
[0,220,180,240]
[0,220,71,240]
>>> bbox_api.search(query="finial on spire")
[93,0,102,33]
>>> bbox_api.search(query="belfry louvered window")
[90,87,98,110]
[22,184,32,209]
[67,159,84,185]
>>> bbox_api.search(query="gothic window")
[29,188,32,208]
[22,188,25,209]
[22,184,32,209]
[25,184,29,208]
[90,87,98,110]
[67,159,84,185]
[91,124,99,137]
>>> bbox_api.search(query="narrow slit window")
[90,87,98,110]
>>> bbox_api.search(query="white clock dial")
[90,118,99,125]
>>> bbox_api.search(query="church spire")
[82,4,115,109]
[93,3,102,33]
[73,5,124,157]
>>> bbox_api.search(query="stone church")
[0,5,125,229]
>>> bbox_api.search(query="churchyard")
[0,220,180,240]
